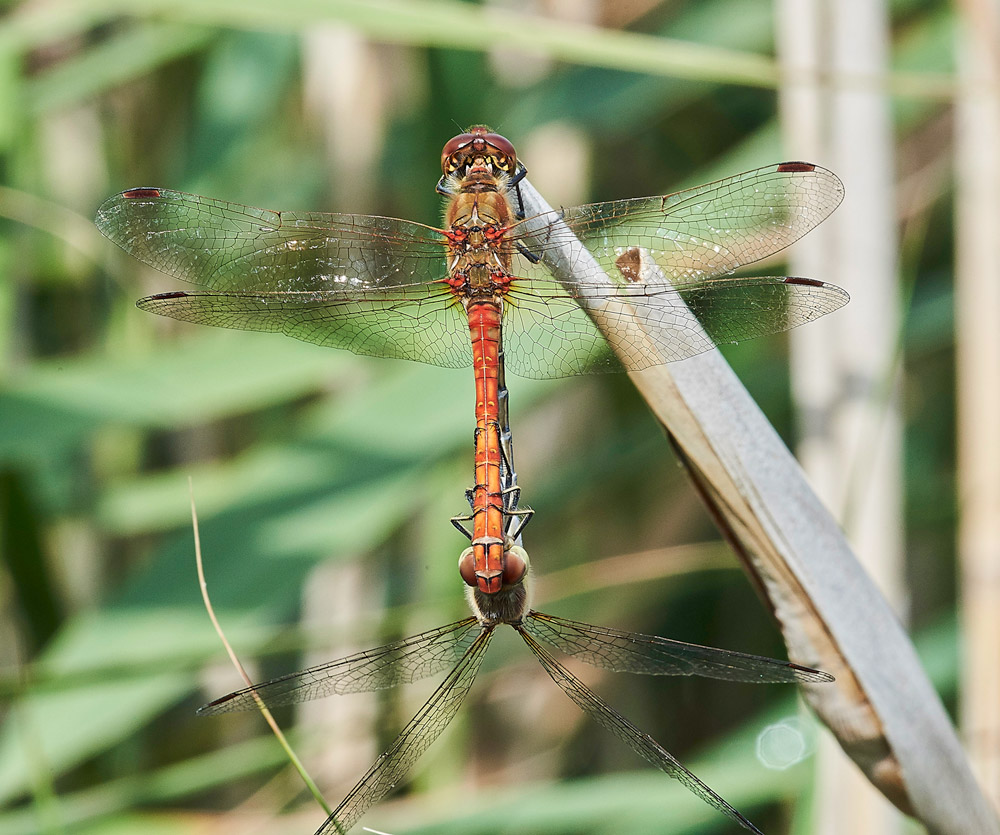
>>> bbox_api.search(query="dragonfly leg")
[504,506,534,541]
[434,174,455,196]
[451,501,503,532]
[510,162,528,219]
[514,240,541,264]
[495,421,525,506]
[450,512,473,540]
[453,496,532,544]
[501,483,521,512]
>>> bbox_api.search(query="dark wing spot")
[197,692,239,713]
[783,277,825,288]
[122,188,161,199]
[776,162,816,173]
[148,291,190,300]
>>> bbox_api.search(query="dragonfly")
[202,393,830,834]
[200,545,834,835]
[96,127,848,598]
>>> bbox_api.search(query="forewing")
[198,618,480,715]
[524,612,833,684]
[513,162,844,285]
[96,188,449,292]
[137,283,473,369]
[317,628,493,835]
[518,627,764,834]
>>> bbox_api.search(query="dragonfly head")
[441,126,518,180]
[463,544,533,625]
[459,541,529,591]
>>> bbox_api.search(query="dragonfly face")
[439,125,519,184]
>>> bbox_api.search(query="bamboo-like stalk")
[517,177,1000,835]
[776,0,906,831]
[297,28,395,799]
[302,26,388,212]
[956,1,1000,812]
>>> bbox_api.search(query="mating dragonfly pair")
[97,126,844,834]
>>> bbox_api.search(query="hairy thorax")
[445,173,515,296]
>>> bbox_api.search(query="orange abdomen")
[467,301,505,594]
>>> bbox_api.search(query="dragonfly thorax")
[444,190,515,298]
[445,184,513,228]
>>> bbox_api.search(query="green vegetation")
[0,2,959,833]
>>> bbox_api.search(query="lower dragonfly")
[202,380,830,835]
[198,297,832,835]
[201,547,833,835]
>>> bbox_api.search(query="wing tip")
[196,692,239,715]
[791,663,836,683]
[776,161,816,173]
[774,161,845,207]
[136,291,190,311]
[95,187,167,238]
[121,187,162,200]
[784,276,851,304]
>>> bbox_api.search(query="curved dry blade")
[198,617,480,714]
[524,612,833,683]
[518,627,764,835]
[316,627,494,835]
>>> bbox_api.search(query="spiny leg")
[452,419,533,544]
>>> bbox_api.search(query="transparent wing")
[524,612,833,684]
[500,274,848,378]
[100,164,846,377]
[96,188,449,292]
[500,285,618,377]
[317,627,494,835]
[198,617,480,715]
[138,283,473,369]
[511,162,843,284]
[517,627,764,835]
[101,188,469,369]
[495,161,846,377]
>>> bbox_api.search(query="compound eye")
[442,132,472,154]
[458,547,477,587]
[480,132,516,162]
[501,546,528,586]
[441,132,477,173]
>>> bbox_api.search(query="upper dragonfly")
[96,126,848,597]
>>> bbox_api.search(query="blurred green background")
[0,1,964,834]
